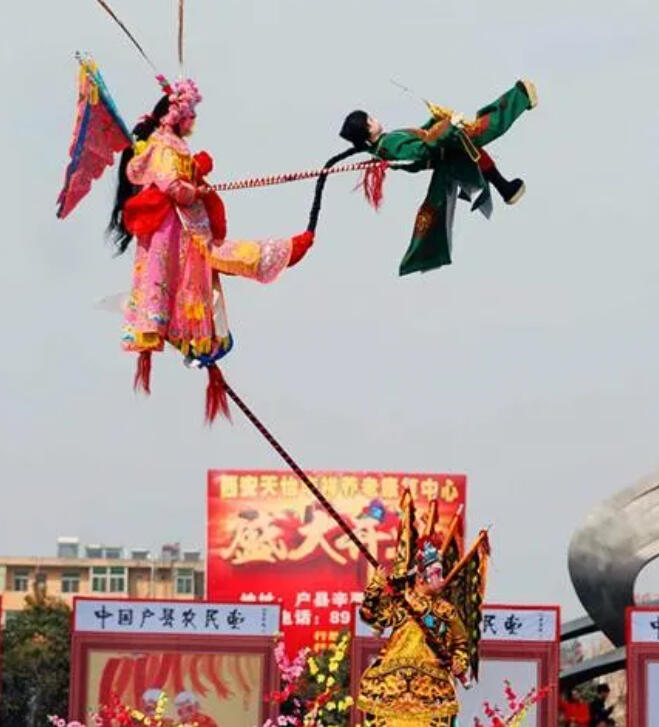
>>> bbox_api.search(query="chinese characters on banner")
[207,470,466,654]
[629,609,659,643]
[355,606,558,642]
[73,598,281,636]
[479,607,558,642]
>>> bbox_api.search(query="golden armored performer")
[357,492,490,727]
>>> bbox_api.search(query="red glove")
[194,150,214,177]
[288,230,314,267]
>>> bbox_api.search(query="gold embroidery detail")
[414,205,435,237]
[403,119,451,144]
[176,155,194,180]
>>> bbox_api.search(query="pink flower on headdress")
[160,78,203,128]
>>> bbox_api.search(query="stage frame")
[350,603,559,727]
[626,605,659,727]
[69,596,280,724]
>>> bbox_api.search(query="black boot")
[483,165,526,205]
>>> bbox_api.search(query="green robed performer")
[313,80,537,276]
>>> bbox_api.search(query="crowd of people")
[559,684,615,727]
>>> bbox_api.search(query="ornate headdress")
[156,76,203,127]
[391,489,463,583]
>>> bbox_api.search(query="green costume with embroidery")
[372,82,534,276]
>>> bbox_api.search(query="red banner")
[207,470,466,655]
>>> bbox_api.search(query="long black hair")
[302,110,374,234]
[108,95,171,254]
[307,117,423,235]
[339,110,371,151]
[307,148,365,233]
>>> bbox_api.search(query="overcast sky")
[1,0,658,619]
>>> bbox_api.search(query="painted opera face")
[179,112,197,137]
[367,115,383,143]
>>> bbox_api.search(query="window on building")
[90,566,126,593]
[131,549,150,561]
[57,540,80,559]
[13,569,29,591]
[61,571,81,593]
[86,546,103,559]
[161,544,181,562]
[109,566,126,592]
[104,547,122,560]
[175,568,194,595]
[91,567,107,592]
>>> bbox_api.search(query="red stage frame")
[0,595,3,712]
[350,603,559,727]
[626,605,659,727]
[69,596,280,724]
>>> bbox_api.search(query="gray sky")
[1,0,658,619]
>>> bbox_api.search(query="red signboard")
[207,470,466,655]
[69,597,280,727]
[0,595,3,713]
[627,606,659,726]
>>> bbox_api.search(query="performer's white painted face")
[367,116,383,143]
[420,563,444,594]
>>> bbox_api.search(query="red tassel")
[133,351,152,395]
[360,161,388,209]
[205,364,231,424]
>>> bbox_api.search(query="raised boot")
[483,164,526,205]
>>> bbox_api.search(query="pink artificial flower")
[159,79,202,128]
[504,679,518,711]
[483,701,496,719]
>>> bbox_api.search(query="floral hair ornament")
[156,76,202,128]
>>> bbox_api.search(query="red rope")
[212,160,387,193]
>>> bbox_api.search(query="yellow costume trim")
[123,330,165,352]
[520,79,539,108]
[361,656,451,682]
[364,715,454,727]
[176,155,194,179]
[425,100,453,121]
[357,696,459,719]
[210,240,262,277]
